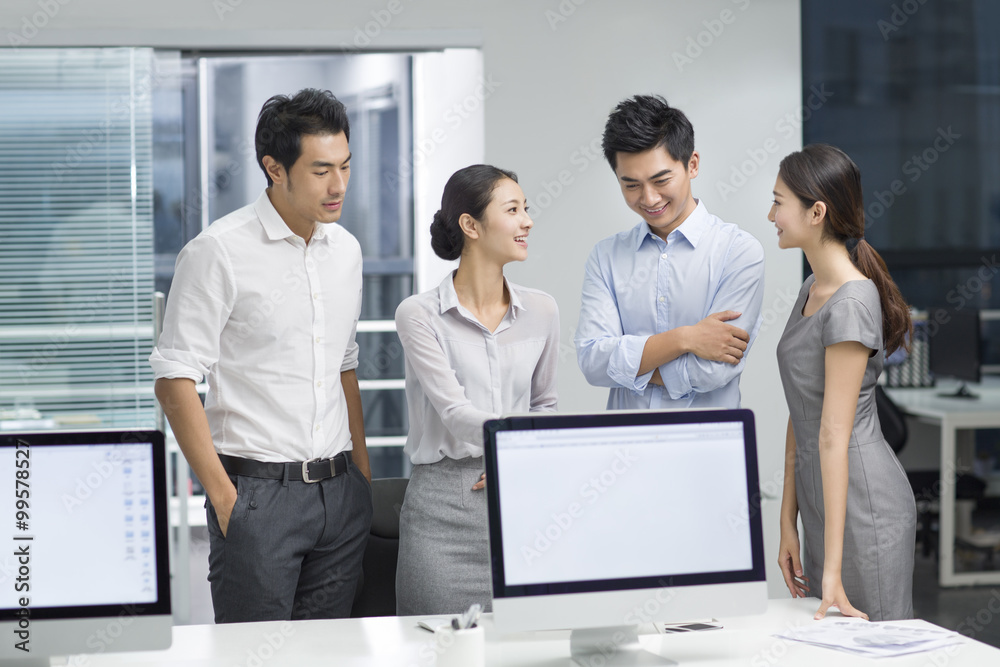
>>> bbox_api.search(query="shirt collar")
[253,190,329,243]
[632,199,708,250]
[437,270,526,318]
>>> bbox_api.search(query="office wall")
[1,0,802,595]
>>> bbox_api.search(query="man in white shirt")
[150,89,372,623]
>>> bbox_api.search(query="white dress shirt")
[396,272,560,465]
[575,200,765,410]
[149,190,362,462]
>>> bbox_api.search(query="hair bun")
[430,209,463,261]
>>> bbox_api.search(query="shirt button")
[316,381,323,388]
[661,253,668,259]
[658,296,665,302]
[312,293,319,300]
[315,336,321,343]
[314,424,321,432]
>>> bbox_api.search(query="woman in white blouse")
[394,164,560,615]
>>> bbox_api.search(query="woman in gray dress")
[770,144,916,622]
[394,165,559,615]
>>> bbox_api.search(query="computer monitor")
[928,307,981,399]
[484,409,766,666]
[0,429,172,666]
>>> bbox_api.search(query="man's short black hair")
[602,95,695,171]
[255,88,351,187]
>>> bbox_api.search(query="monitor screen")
[484,409,766,642]
[928,307,981,387]
[0,430,171,662]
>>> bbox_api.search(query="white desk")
[886,377,1000,587]
[79,599,999,666]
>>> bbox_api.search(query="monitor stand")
[938,382,978,399]
[570,626,676,666]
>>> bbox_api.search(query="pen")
[467,605,482,629]
[458,603,482,630]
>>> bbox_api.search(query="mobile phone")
[658,620,724,634]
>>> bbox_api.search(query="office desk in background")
[886,377,1000,587]
[82,599,999,666]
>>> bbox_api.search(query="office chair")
[877,386,932,554]
[876,385,908,455]
[351,477,409,617]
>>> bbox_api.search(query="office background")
[2,0,998,638]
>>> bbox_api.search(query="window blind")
[0,48,156,428]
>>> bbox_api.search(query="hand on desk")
[816,574,868,621]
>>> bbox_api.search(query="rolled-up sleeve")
[149,235,235,382]
[658,235,765,398]
[575,247,653,394]
[340,277,362,372]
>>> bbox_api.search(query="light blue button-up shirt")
[575,200,765,410]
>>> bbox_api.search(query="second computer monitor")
[0,429,172,664]
[928,307,981,398]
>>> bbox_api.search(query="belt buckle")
[301,457,323,483]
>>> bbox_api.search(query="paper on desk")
[774,618,963,658]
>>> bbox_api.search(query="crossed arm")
[641,310,749,384]
[576,239,763,396]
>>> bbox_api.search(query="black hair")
[255,88,350,187]
[430,164,518,261]
[778,144,912,354]
[602,94,695,171]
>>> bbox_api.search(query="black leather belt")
[218,451,352,483]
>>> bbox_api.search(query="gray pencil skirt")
[395,455,492,616]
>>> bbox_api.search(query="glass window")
[802,0,1000,365]
[0,48,157,429]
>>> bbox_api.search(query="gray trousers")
[206,461,373,623]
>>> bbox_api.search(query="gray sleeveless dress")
[777,276,916,621]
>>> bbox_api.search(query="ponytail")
[850,240,912,355]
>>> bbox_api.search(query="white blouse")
[395,272,560,464]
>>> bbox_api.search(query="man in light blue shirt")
[576,95,765,410]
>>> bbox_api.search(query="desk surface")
[81,599,999,666]
[886,377,1000,422]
